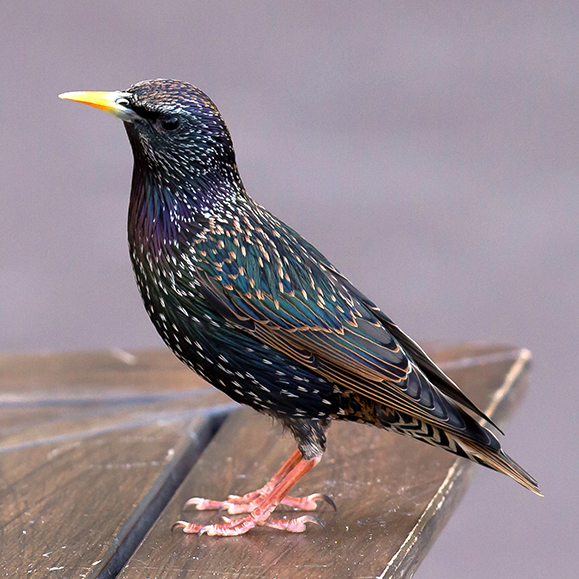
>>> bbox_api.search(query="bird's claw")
[174,513,325,536]
[320,494,337,512]
[283,492,336,512]
[184,490,336,515]
[260,514,326,533]
[171,520,196,533]
[196,524,212,537]
[183,497,224,511]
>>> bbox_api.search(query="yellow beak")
[58,90,136,121]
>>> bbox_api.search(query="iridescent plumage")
[61,79,540,536]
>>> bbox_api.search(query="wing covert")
[189,206,498,445]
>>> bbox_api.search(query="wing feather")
[192,208,499,445]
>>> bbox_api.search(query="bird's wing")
[334,274,502,432]
[192,209,498,445]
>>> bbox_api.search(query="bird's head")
[60,79,236,181]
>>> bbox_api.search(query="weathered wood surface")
[118,344,531,579]
[0,344,531,579]
[0,350,234,578]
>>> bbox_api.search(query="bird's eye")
[161,116,180,131]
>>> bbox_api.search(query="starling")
[59,79,540,536]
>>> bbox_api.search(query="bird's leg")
[173,451,324,536]
[184,449,333,514]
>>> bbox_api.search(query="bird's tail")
[376,409,541,495]
[456,437,542,496]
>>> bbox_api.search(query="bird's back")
[126,178,539,495]
[59,79,540,540]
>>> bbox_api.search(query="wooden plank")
[0,350,235,579]
[0,349,209,393]
[0,350,232,449]
[119,344,531,579]
[0,389,227,452]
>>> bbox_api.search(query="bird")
[59,79,540,536]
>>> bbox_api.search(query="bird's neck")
[127,160,246,257]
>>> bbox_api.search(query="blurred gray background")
[1,1,576,576]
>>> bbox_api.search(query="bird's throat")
[127,156,245,260]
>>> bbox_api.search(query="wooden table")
[0,343,531,578]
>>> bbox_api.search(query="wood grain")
[0,350,234,579]
[118,344,533,579]
[0,349,210,393]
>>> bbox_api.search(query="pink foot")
[172,450,327,537]
[184,491,334,514]
[172,514,323,536]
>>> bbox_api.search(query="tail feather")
[375,407,541,495]
[462,439,542,496]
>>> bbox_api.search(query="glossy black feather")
[88,79,538,493]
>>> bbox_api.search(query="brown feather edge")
[378,347,533,579]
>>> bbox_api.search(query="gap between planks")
[95,412,228,579]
